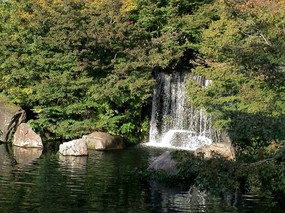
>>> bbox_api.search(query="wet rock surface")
[148,151,178,175]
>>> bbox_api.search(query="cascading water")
[146,71,220,150]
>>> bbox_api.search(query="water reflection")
[0,145,283,212]
[148,182,236,213]
[59,155,87,172]
[0,143,14,178]
[13,146,42,165]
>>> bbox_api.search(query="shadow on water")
[0,144,284,212]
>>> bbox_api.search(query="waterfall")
[146,71,220,150]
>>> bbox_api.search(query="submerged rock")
[194,142,235,160]
[148,151,178,175]
[59,139,88,156]
[13,123,43,148]
[0,95,26,142]
[82,131,124,150]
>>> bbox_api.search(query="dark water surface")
[0,143,283,213]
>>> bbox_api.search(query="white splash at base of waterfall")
[147,72,219,151]
[145,129,212,150]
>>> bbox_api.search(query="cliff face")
[0,95,26,142]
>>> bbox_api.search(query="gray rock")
[0,95,26,142]
[148,151,178,175]
[13,123,43,148]
[82,131,124,150]
[59,139,88,156]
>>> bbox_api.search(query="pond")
[0,143,283,212]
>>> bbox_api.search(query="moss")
[0,94,21,114]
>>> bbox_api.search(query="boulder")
[13,123,43,148]
[0,95,26,142]
[59,139,88,156]
[82,131,124,150]
[148,151,178,175]
[194,142,235,160]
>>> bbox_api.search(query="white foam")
[145,129,212,150]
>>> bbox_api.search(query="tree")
[187,0,285,149]
[0,0,153,142]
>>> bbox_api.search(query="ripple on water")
[0,145,283,212]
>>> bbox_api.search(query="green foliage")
[172,151,240,195]
[1,0,284,148]
[0,0,154,142]
[186,0,285,148]
[134,0,213,69]
[168,151,285,199]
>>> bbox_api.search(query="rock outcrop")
[194,142,235,160]
[13,123,43,148]
[82,131,124,150]
[148,151,178,175]
[0,95,26,142]
[59,139,88,156]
